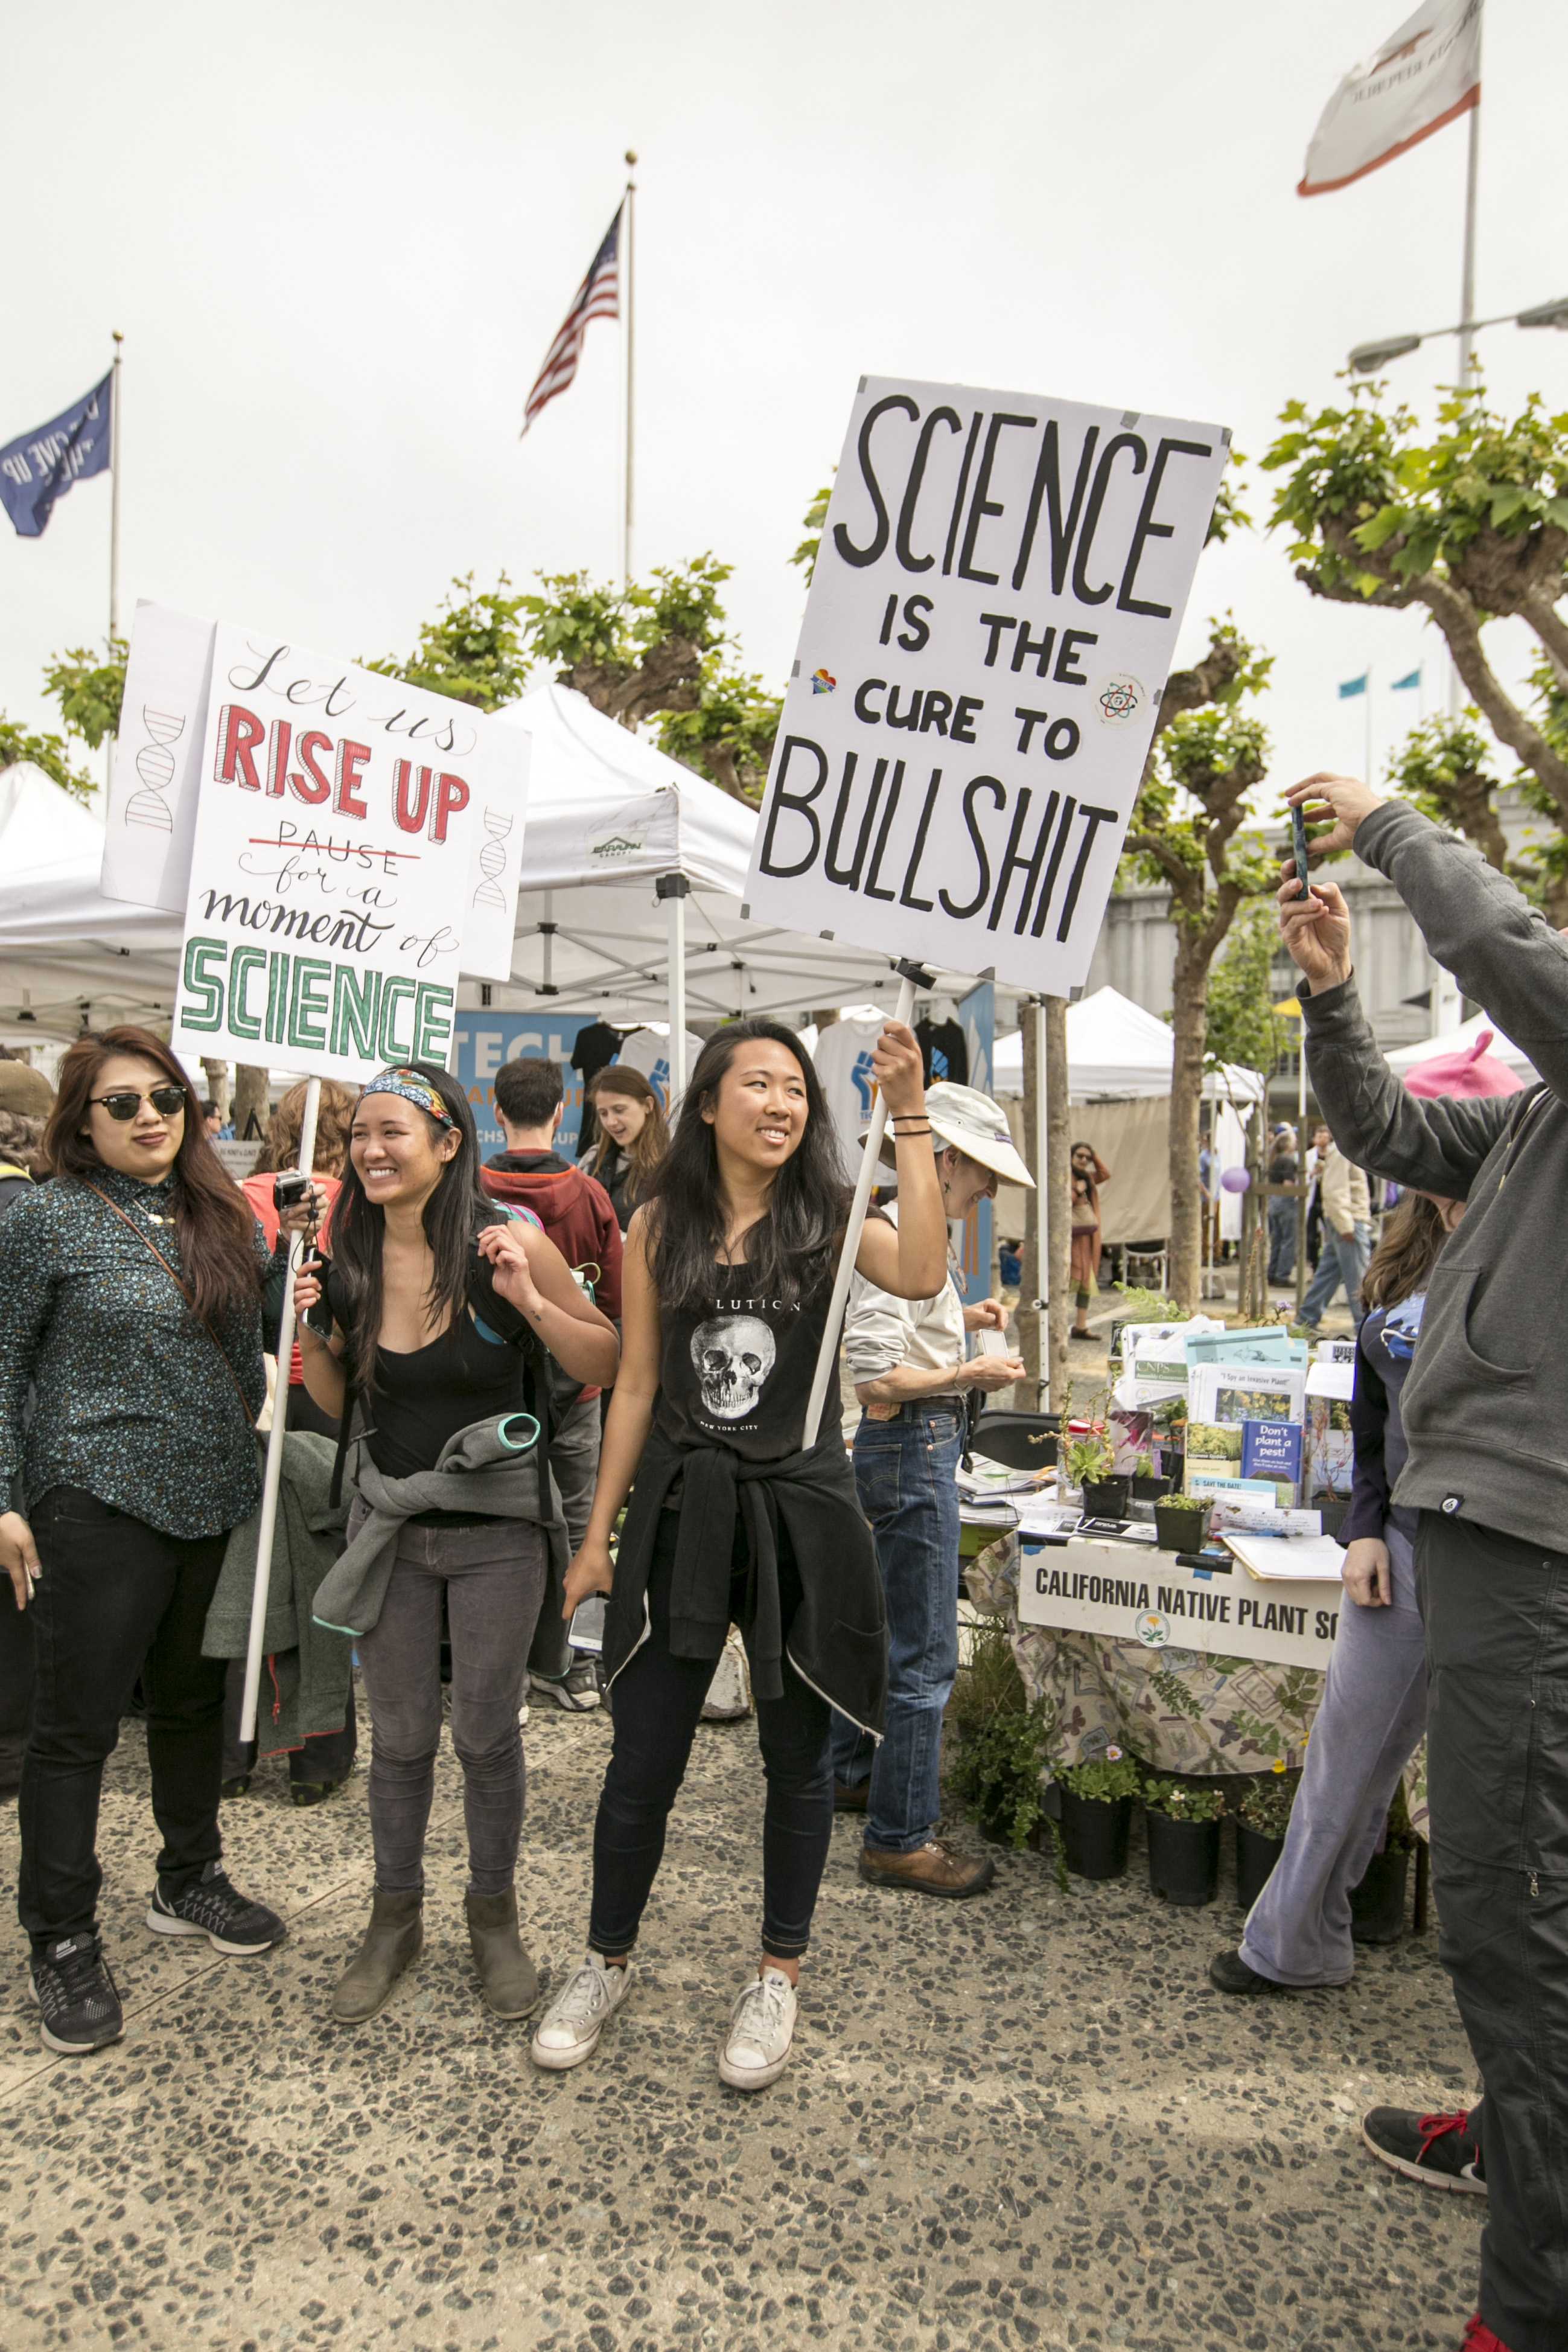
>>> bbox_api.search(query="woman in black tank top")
[529,1014,948,2093]
[292,1063,617,2030]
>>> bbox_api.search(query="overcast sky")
[4,0,1564,811]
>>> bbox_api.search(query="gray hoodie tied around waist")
[312,1413,566,1637]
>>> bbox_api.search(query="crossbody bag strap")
[82,1181,257,1430]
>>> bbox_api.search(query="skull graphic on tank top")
[690,1314,777,1421]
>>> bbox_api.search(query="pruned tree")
[41,642,127,750]
[1264,380,1568,823]
[365,575,532,711]
[1123,628,1275,1309]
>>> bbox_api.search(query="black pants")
[18,1487,230,1951]
[1418,1508,1568,2352]
[0,1576,34,1794]
[588,1515,833,1962]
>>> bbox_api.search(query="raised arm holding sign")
[747,375,1228,1420]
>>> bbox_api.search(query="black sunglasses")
[89,1085,188,1122]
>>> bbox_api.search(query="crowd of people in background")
[0,753,1563,2346]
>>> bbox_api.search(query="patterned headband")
[360,1068,458,1130]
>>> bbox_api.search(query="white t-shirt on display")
[613,1024,704,1111]
[811,1016,887,1174]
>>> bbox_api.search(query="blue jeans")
[1301,1220,1371,1329]
[1266,1195,1295,1283]
[830,1401,963,1854]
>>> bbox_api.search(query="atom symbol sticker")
[1096,672,1146,727]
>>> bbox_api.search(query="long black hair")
[643,1017,851,1311]
[330,1061,497,1390]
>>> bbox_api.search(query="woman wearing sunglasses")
[0,1027,319,2056]
[291,1064,618,2027]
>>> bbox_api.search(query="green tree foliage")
[365,575,532,711]
[42,641,127,749]
[1263,380,1568,825]
[0,715,97,804]
[1203,898,1285,1079]
[655,666,781,805]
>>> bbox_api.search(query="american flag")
[521,206,622,436]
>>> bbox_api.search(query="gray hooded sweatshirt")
[1301,801,1567,1555]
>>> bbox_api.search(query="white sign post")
[114,610,531,1742]
[745,376,1228,1424]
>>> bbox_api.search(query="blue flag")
[1337,671,1368,700]
[1391,667,1421,691]
[0,372,113,538]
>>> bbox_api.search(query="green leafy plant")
[1131,1451,1156,1479]
[1055,1754,1141,1804]
[1141,1776,1228,1824]
[42,640,127,748]
[948,1616,1057,1863]
[1065,1428,1115,1488]
[1113,1283,1182,1326]
[0,715,96,804]
[1238,1771,1298,1839]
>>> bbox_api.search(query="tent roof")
[1384,1008,1536,1080]
[991,985,1265,1102]
[0,762,106,866]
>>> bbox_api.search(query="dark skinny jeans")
[19,1486,229,1949]
[589,1513,833,1963]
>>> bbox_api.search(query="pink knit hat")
[1404,1029,1524,1100]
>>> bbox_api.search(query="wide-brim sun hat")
[864,1080,1035,1189]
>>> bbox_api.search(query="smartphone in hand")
[1290,806,1315,901]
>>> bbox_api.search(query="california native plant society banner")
[168,623,529,1082]
[744,378,1228,995]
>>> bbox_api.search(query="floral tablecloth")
[967,1534,1429,1838]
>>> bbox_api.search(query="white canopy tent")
[0,692,978,1059]
[991,986,1266,1106]
[1384,1007,1536,1081]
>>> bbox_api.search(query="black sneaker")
[531,1660,602,1713]
[146,1862,287,1955]
[1362,2105,1486,2196]
[29,1934,124,2054]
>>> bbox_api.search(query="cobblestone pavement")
[0,1696,1480,2352]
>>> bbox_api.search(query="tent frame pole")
[657,872,690,1101]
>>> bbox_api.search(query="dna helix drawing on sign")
[123,706,185,831]
[473,805,513,908]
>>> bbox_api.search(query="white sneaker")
[529,1952,631,2071]
[718,1965,797,2091]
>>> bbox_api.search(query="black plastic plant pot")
[1350,1843,1410,1945]
[1155,1499,1210,1552]
[1058,1789,1133,1881]
[1235,1823,1284,1912]
[1081,1476,1130,1518]
[1131,1474,1171,1502]
[1146,1811,1222,1906]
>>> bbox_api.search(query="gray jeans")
[1240,1519,1426,1986]
[529,1391,602,1680]
[352,1509,547,1898]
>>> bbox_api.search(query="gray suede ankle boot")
[465,1887,541,2020]
[331,1888,423,2023]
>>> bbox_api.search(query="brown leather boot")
[465,1887,541,2020]
[858,1840,996,1900]
[331,1888,422,2022]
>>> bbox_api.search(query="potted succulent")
[1053,1748,1141,1880]
[1143,1776,1227,1906]
[1065,1426,1129,1519]
[1235,1768,1296,1911]
[1350,1786,1415,1945]
[1129,1449,1170,1503]
[1153,1491,1211,1553]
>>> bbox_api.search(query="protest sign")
[1018,1536,1340,1670]
[163,621,529,1082]
[744,378,1228,995]
[108,604,527,992]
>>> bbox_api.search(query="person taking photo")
[1278,769,1568,2352]
[529,1015,948,2092]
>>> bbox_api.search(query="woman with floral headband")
[292,1063,617,2027]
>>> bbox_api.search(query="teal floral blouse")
[0,1167,280,1539]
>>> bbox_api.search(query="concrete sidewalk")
[1,1708,1479,2352]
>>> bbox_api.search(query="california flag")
[1299,0,1481,197]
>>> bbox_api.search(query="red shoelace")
[1418,2108,1474,2161]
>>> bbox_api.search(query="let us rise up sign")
[744,378,1229,992]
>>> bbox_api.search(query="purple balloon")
[1220,1165,1251,1194]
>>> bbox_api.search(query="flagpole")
[622,152,637,589]
[108,331,123,647]
[106,330,124,794]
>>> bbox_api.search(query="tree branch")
[1417,578,1568,816]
